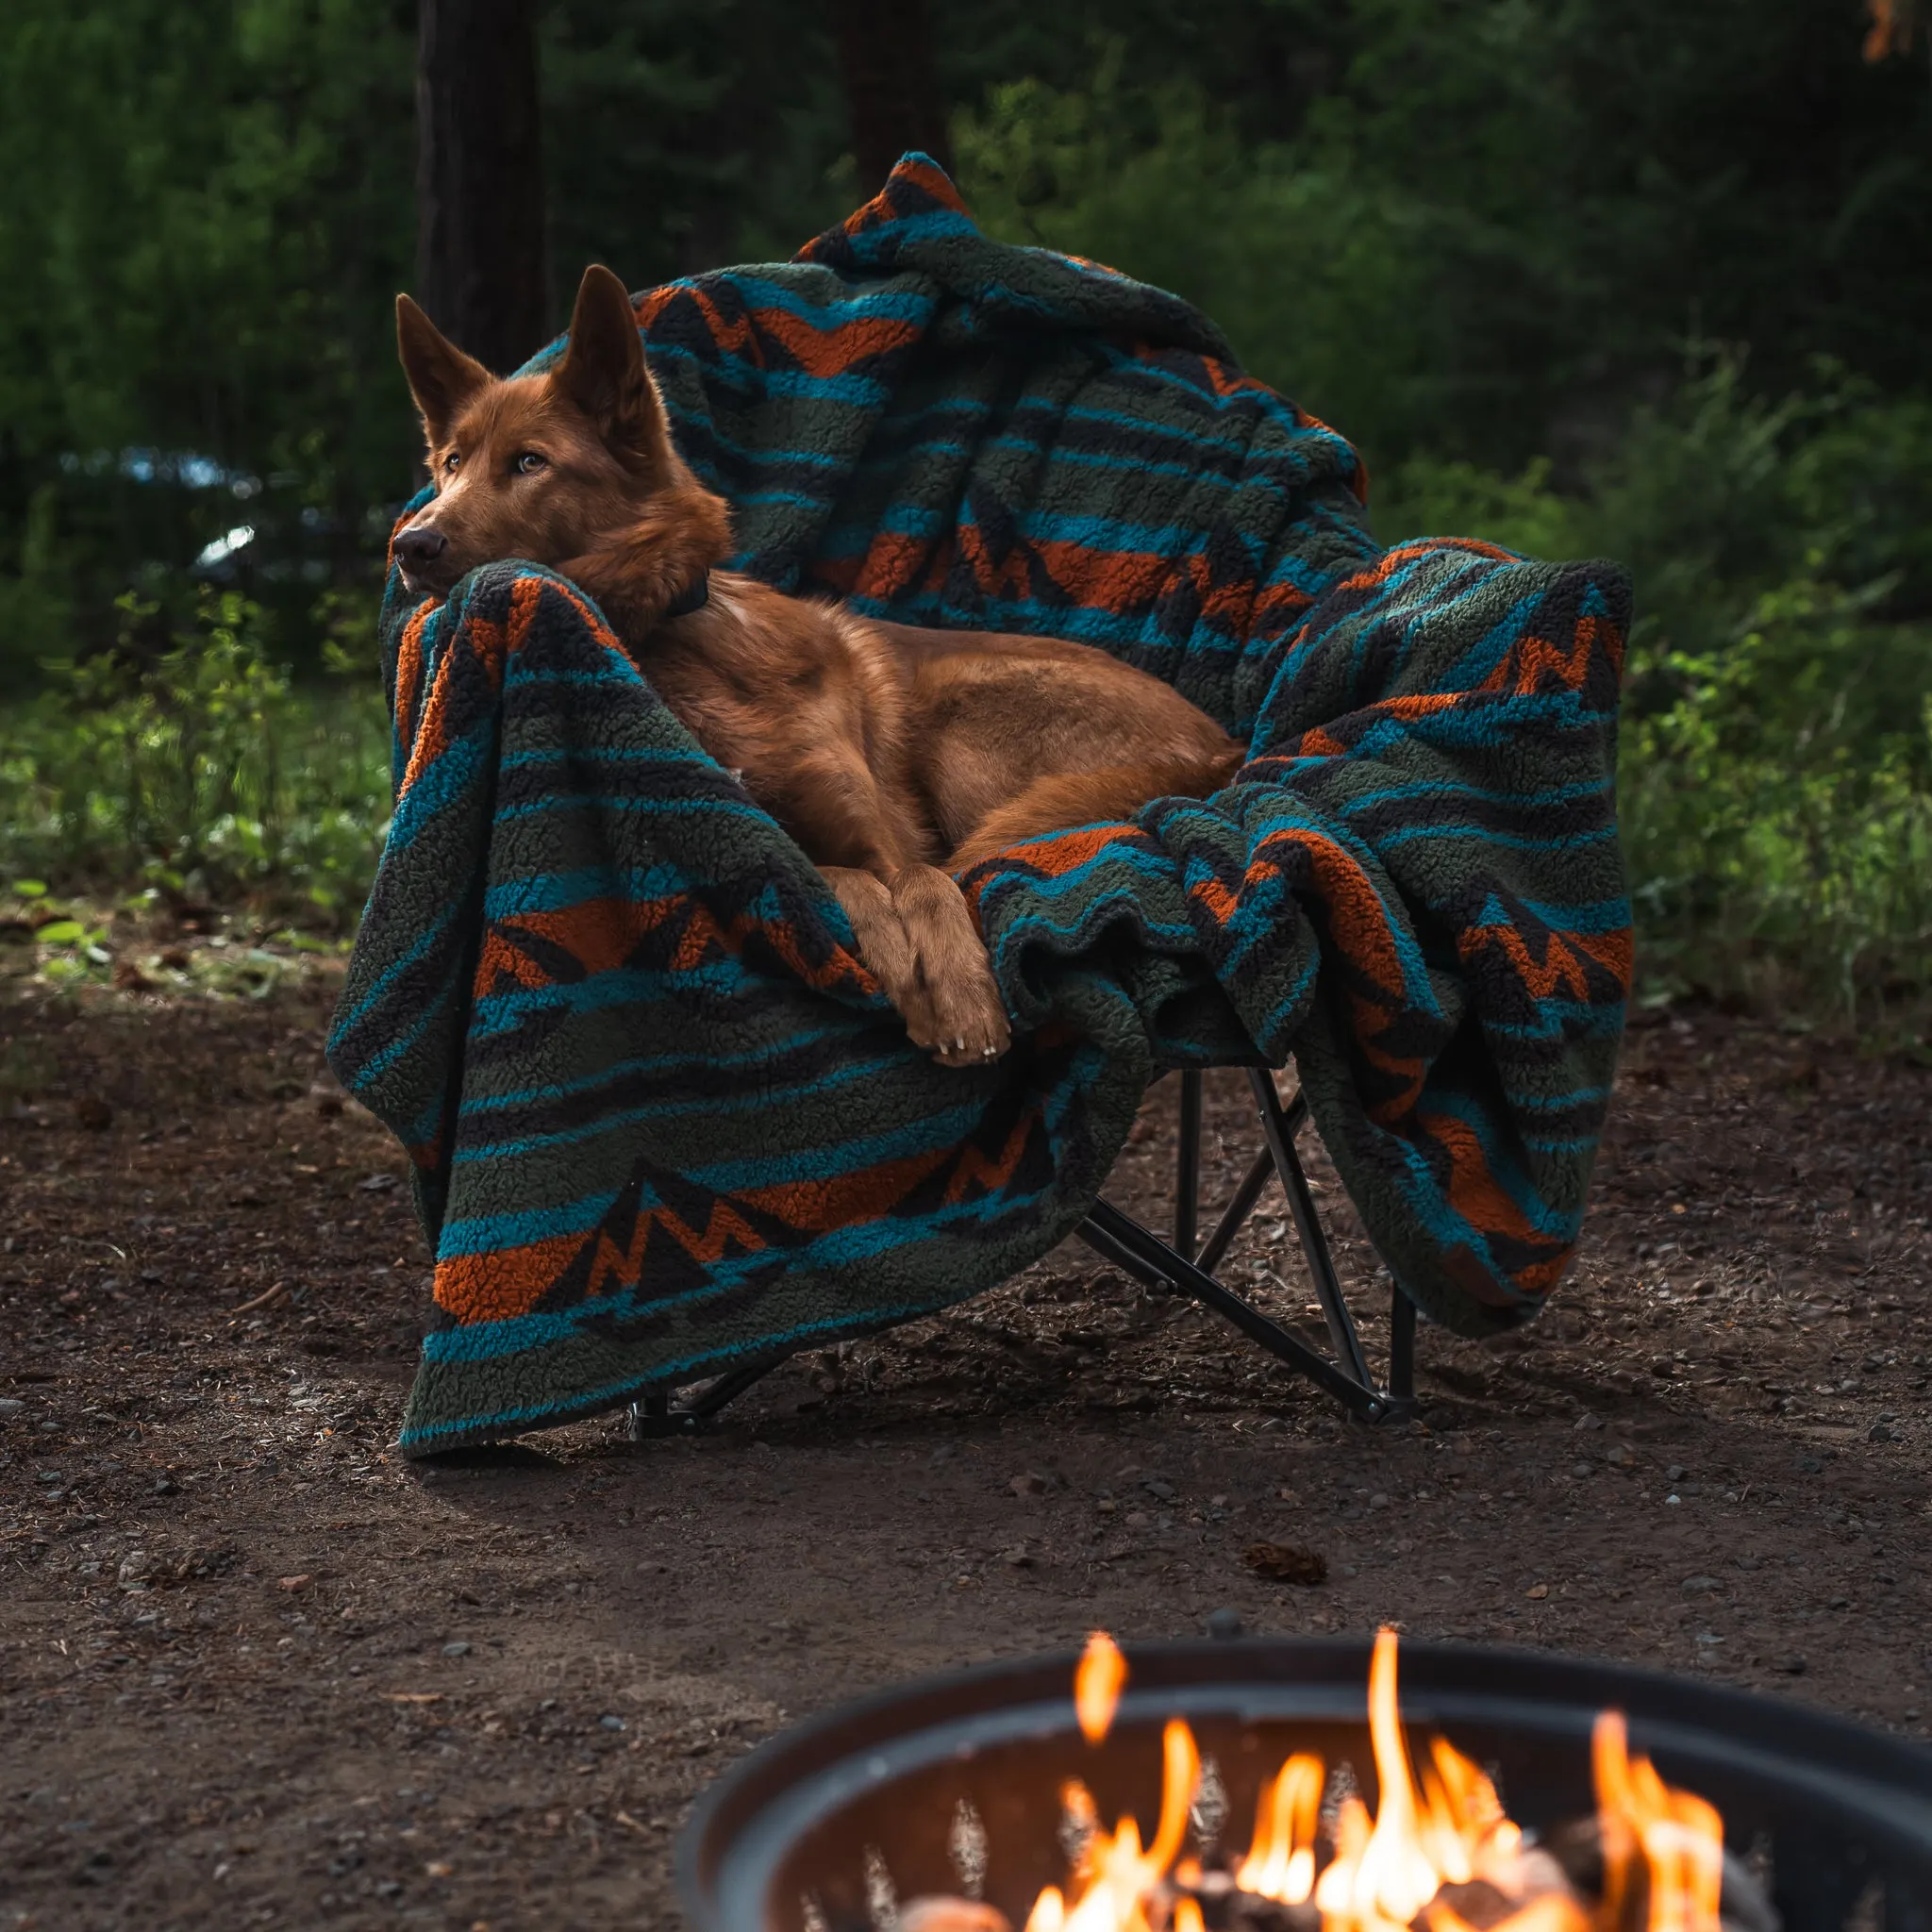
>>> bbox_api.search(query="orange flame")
[1236,1751,1324,1903]
[1594,1710,1725,1932]
[1075,1632,1128,1745]
[1020,1629,1729,1932]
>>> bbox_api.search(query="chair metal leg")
[1079,1067,1420,1426]
[1195,1145,1274,1277]
[626,1355,789,1440]
[1175,1070,1204,1261]
[627,1066,1422,1440]
[1390,1279,1417,1407]
[1080,1199,1396,1421]
[1247,1067,1372,1390]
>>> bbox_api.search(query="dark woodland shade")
[831,0,954,190]
[415,0,550,375]
[331,160,1630,1456]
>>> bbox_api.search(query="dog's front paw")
[918,957,1012,1069]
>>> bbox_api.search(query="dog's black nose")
[395,525,447,567]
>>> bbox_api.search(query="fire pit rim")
[677,1634,1932,1932]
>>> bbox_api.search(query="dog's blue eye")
[515,452,547,475]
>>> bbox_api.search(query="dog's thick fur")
[393,265,1242,1065]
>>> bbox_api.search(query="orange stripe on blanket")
[397,575,630,806]
[435,1236,584,1324]
[1458,923,1634,1000]
[1483,612,1624,695]
[585,1198,769,1299]
[941,1104,1040,1205]
[475,897,688,992]
[1249,826,1405,1004]
[813,156,969,245]
[974,822,1144,883]
[391,604,431,758]
[1414,1108,1569,1277]
[741,1148,954,1232]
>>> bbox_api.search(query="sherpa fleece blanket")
[328,157,1631,1457]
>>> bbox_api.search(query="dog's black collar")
[664,573,710,619]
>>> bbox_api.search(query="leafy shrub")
[1378,359,1932,1033]
[0,589,389,924]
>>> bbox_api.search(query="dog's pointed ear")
[396,295,492,448]
[558,265,667,468]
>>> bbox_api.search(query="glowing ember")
[1009,1627,1731,1932]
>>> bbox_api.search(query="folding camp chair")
[627,1063,1417,1439]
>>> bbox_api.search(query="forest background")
[2,0,1929,1033]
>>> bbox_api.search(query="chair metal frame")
[628,1065,1417,1439]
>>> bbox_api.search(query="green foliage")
[0,591,389,924]
[954,8,1932,472]
[1378,360,1932,1031]
[0,0,418,671]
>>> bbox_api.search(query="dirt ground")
[4,949,1931,1931]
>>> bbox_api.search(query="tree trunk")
[415,0,549,375]
[828,0,954,194]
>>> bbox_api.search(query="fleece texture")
[327,157,1632,1456]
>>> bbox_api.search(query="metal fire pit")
[679,1639,1932,1932]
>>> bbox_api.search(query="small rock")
[1796,1455,1824,1474]
[74,1097,113,1132]
[1829,1595,1850,1611]
[1205,1607,1244,1641]
[1681,1575,1722,1594]
[1774,1655,1807,1675]
[441,1641,471,1657]
[153,1476,178,1496]
[1868,1422,1897,1442]
[1571,1461,1593,1479]
[1368,1492,1390,1510]
[1142,1479,1176,1502]
[117,1551,151,1586]
[599,1714,625,1731]
[1666,1464,1688,1482]
[277,1574,312,1593]
[1124,1510,1151,1530]
[1606,1444,1637,1469]
[1095,1498,1117,1516]
[1007,1472,1047,1496]
[999,1544,1034,1568]
[0,1397,25,1420]
[358,1173,399,1193]
[1524,1583,1549,1601]
[1243,1541,1327,1587]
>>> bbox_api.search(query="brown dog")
[393,264,1242,1066]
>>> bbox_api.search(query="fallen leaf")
[277,1574,312,1592]
[1525,1583,1549,1600]
[1243,1541,1327,1586]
